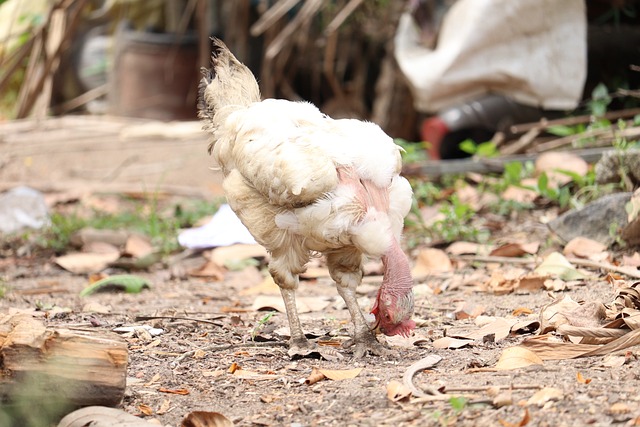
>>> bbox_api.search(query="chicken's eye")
[384,314,391,320]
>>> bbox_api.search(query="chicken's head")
[371,290,416,337]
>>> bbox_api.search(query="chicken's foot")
[337,284,393,358]
[279,287,342,361]
[329,251,393,358]
[342,329,392,359]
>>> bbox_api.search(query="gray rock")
[595,148,640,186]
[0,186,49,235]
[547,192,632,246]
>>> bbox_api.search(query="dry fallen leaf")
[463,317,516,342]
[144,373,161,387]
[138,403,153,416]
[601,354,627,368]
[318,367,363,381]
[535,151,588,187]
[535,252,587,280]
[181,411,234,427]
[156,399,171,415]
[412,248,453,277]
[490,242,538,258]
[432,337,473,349]
[446,241,491,255]
[526,387,563,406]
[386,380,412,402]
[563,237,607,260]
[55,251,120,274]
[622,252,640,267]
[158,387,190,395]
[201,369,225,378]
[210,244,268,266]
[239,275,280,296]
[512,307,534,316]
[495,346,543,370]
[485,270,548,295]
[539,295,581,334]
[233,369,280,380]
[124,233,154,258]
[493,390,513,408]
[454,301,486,320]
[502,185,538,203]
[498,408,530,427]
[576,372,592,384]
[188,260,226,280]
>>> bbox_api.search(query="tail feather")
[197,37,261,155]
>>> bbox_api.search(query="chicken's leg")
[327,251,392,358]
[270,255,341,360]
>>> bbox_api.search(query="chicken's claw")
[343,330,394,359]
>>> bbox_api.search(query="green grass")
[35,197,222,255]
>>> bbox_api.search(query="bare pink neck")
[380,239,413,296]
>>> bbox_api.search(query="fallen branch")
[531,125,640,153]
[402,147,609,178]
[566,257,640,280]
[510,107,640,134]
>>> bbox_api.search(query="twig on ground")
[444,384,543,393]
[451,255,537,265]
[565,257,640,279]
[135,315,225,326]
[510,107,640,134]
[451,254,640,279]
[171,340,288,366]
[402,354,448,400]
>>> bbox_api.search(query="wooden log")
[0,313,128,407]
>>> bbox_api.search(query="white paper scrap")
[178,204,256,249]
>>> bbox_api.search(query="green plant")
[449,396,469,415]
[251,312,276,339]
[0,279,8,298]
[41,212,88,252]
[36,197,221,256]
[395,138,428,163]
[589,83,612,118]
[430,195,487,243]
[411,180,444,206]
[529,172,572,208]
[459,139,499,158]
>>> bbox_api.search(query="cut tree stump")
[0,313,128,407]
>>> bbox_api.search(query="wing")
[218,99,339,208]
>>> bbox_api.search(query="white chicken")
[198,39,415,358]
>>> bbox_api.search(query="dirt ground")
[2,232,640,427]
[2,117,640,427]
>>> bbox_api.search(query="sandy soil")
[2,244,639,427]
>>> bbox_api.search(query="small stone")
[608,402,630,415]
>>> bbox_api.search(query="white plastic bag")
[394,0,587,113]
